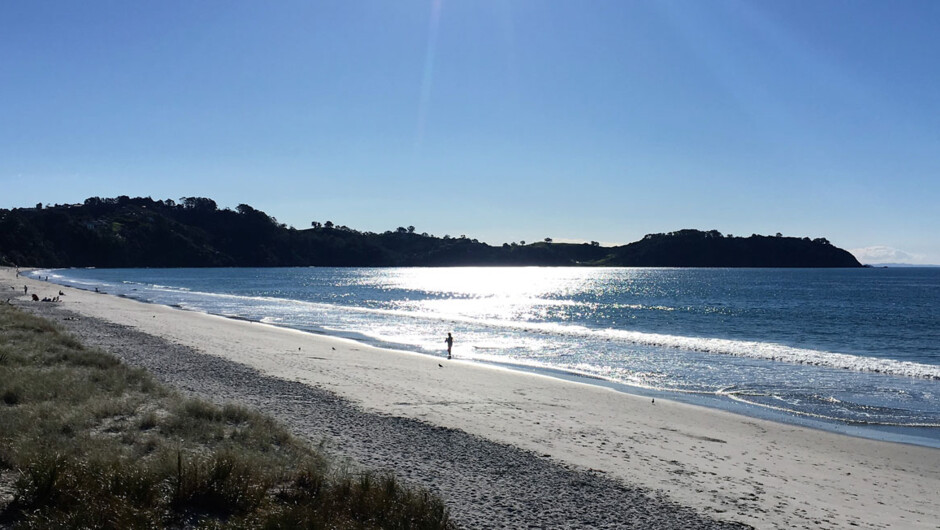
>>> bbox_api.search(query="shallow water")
[36,266,940,447]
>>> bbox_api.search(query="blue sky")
[2,1,939,263]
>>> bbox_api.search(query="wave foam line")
[601,329,940,381]
[386,309,940,381]
[723,392,940,428]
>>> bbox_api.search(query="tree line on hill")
[0,196,862,268]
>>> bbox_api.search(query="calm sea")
[34,267,940,447]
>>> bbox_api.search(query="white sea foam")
[722,392,940,427]
[31,269,104,289]
[596,329,940,381]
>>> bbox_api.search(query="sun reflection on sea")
[361,266,619,298]
[357,267,622,322]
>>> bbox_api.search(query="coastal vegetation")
[0,303,455,529]
[0,196,862,268]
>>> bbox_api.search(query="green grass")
[0,304,456,529]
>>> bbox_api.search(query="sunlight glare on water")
[358,266,597,298]
[355,267,651,324]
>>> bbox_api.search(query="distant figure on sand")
[23,285,27,295]
[445,332,454,359]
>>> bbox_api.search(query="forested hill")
[0,197,862,268]
[600,229,863,268]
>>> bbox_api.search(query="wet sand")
[5,268,939,529]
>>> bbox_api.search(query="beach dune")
[4,267,939,529]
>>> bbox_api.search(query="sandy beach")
[4,267,939,529]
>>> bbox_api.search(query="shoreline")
[5,267,940,528]
[28,267,940,449]
[491,360,940,448]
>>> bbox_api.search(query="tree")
[407,225,415,234]
[519,240,525,245]
[544,237,553,244]
[590,241,600,247]
[180,197,218,211]
[324,221,334,229]
[310,221,322,229]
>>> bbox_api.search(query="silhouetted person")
[445,332,454,359]
[23,285,27,295]
[31,294,39,301]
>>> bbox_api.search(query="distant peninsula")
[0,196,862,268]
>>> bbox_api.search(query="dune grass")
[0,303,455,529]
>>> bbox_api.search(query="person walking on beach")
[23,285,27,295]
[445,332,454,360]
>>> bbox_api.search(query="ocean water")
[34,267,940,447]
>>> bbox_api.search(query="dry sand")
[4,268,939,529]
